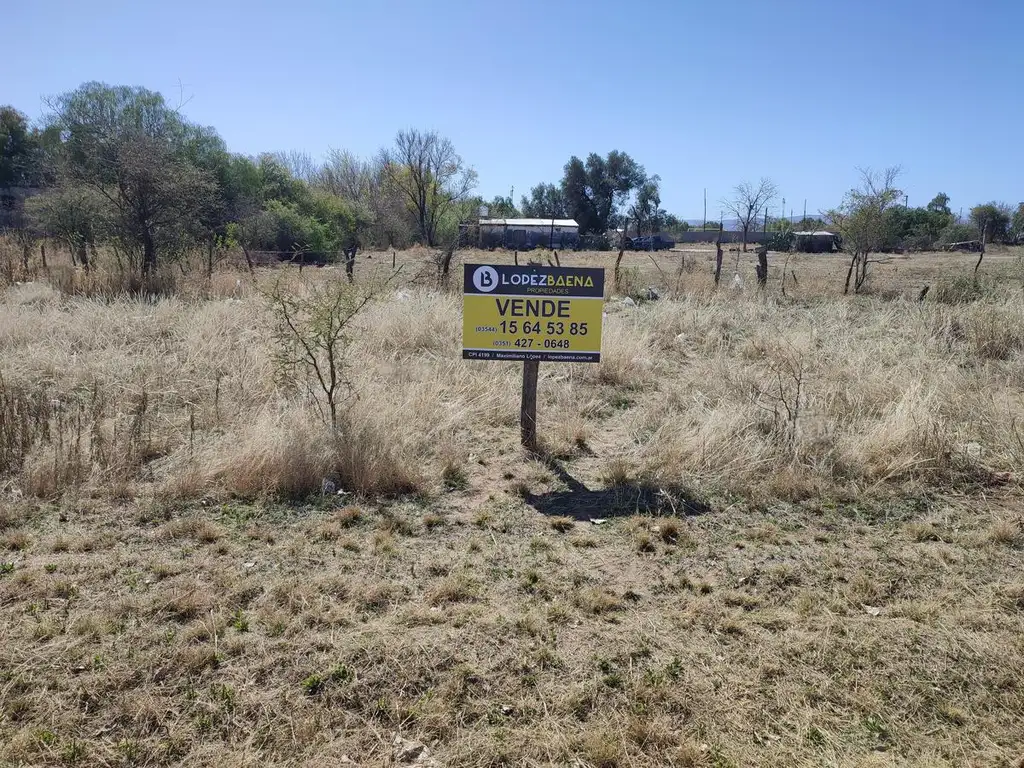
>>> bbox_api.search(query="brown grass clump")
[549,515,575,532]
[426,574,479,606]
[987,516,1022,547]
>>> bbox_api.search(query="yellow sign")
[462,264,604,362]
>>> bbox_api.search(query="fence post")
[520,360,539,451]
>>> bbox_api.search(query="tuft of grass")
[576,730,623,768]
[230,609,249,632]
[427,574,479,606]
[441,463,469,491]
[4,531,30,551]
[658,518,681,544]
[549,516,575,533]
[335,506,363,527]
[987,517,1021,547]
[576,587,623,615]
[301,674,325,696]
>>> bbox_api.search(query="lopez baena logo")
[472,265,499,293]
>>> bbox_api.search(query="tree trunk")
[40,243,47,271]
[742,225,749,252]
[241,245,255,276]
[856,251,869,292]
[844,252,857,295]
[614,249,624,290]
[77,242,90,272]
[206,240,215,279]
[22,243,30,272]
[142,231,157,276]
[974,231,987,278]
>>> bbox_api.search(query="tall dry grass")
[1,243,1024,503]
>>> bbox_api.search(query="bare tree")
[26,187,103,272]
[274,150,318,183]
[828,167,902,294]
[379,129,477,247]
[723,178,779,252]
[316,149,372,201]
[315,150,413,248]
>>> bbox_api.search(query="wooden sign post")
[520,360,540,450]
[462,263,605,450]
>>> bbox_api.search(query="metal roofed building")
[479,218,580,250]
[792,231,840,253]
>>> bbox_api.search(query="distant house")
[478,218,579,250]
[792,231,840,253]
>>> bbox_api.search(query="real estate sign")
[462,264,604,363]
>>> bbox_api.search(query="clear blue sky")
[4,0,1022,219]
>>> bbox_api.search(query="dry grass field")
[1,240,1023,766]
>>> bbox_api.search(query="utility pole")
[703,188,707,231]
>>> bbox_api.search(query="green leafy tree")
[661,213,689,236]
[794,217,827,231]
[520,183,569,218]
[628,176,664,236]
[1010,202,1024,244]
[45,82,219,275]
[25,187,104,270]
[487,194,518,218]
[937,222,978,247]
[561,151,646,235]
[884,202,952,251]
[969,202,1011,244]
[0,107,46,188]
[927,192,951,217]
[315,150,412,248]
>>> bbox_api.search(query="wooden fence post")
[520,360,539,451]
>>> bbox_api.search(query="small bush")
[301,674,325,696]
[963,305,1024,360]
[931,275,990,304]
[441,463,469,491]
[427,574,479,606]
